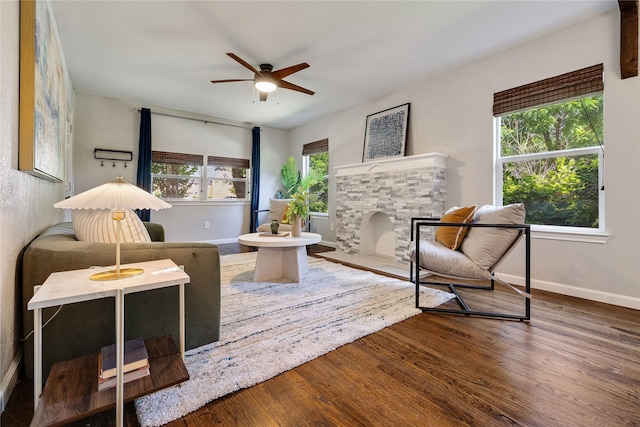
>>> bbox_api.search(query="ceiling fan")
[211,53,315,101]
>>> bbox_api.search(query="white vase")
[292,215,302,237]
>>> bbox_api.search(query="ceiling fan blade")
[259,91,268,102]
[279,80,315,96]
[271,62,310,80]
[227,53,261,75]
[210,79,253,84]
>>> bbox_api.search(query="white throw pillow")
[459,203,525,269]
[73,209,152,243]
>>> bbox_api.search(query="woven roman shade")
[207,156,250,169]
[152,151,203,166]
[493,64,604,116]
[302,138,329,156]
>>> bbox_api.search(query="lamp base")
[90,268,144,281]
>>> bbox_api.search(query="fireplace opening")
[360,211,395,259]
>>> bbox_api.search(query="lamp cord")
[20,305,64,342]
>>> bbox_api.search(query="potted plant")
[286,173,321,237]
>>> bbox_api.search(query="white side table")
[238,232,321,282]
[27,259,190,427]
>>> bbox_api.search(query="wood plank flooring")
[3,243,639,426]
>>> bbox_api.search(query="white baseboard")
[319,240,337,248]
[0,347,22,412]
[498,273,640,310]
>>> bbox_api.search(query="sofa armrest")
[143,222,165,242]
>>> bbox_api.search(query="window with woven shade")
[493,64,604,230]
[151,151,250,201]
[206,156,250,200]
[302,139,329,214]
[151,151,203,200]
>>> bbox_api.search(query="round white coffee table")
[238,232,321,282]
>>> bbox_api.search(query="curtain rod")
[139,109,256,130]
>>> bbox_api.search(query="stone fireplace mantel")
[333,152,448,267]
[335,152,448,177]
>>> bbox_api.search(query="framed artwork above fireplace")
[362,103,410,163]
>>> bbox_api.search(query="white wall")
[291,10,640,308]
[73,93,291,242]
[0,0,69,408]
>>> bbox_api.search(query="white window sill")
[531,225,609,244]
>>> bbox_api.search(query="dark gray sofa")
[20,222,221,381]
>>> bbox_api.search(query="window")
[152,151,249,201]
[494,64,604,230]
[152,151,202,200]
[206,157,249,199]
[302,139,329,214]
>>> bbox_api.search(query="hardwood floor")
[3,243,639,426]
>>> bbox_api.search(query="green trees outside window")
[498,94,603,228]
[151,163,200,199]
[308,152,328,213]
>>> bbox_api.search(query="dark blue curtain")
[249,126,261,232]
[136,108,152,221]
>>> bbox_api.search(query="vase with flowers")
[286,189,309,237]
[285,172,321,237]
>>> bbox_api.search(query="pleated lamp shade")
[54,176,171,280]
[54,176,171,211]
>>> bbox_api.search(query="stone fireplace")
[334,153,447,264]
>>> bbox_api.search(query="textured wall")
[0,0,67,407]
[335,166,446,262]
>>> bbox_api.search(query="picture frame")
[19,0,66,182]
[362,103,410,163]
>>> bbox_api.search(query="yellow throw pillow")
[281,205,291,224]
[435,205,477,250]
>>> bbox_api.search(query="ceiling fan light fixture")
[254,76,277,93]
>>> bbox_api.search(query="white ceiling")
[50,1,618,129]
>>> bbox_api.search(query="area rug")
[135,252,454,426]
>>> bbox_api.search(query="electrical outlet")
[330,223,334,231]
[204,221,210,229]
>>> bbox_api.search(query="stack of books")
[97,336,150,391]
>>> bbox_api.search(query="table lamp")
[54,176,171,281]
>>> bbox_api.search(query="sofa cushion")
[460,203,526,269]
[72,209,151,243]
[411,240,490,280]
[435,205,476,250]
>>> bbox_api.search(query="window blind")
[493,64,604,117]
[152,151,203,166]
[207,156,250,169]
[302,138,329,156]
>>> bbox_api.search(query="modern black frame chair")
[410,217,531,321]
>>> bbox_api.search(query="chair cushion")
[435,205,476,250]
[72,209,152,243]
[268,199,292,222]
[256,223,293,233]
[460,203,525,269]
[410,240,490,280]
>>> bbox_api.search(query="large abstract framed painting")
[19,0,66,182]
[362,103,410,163]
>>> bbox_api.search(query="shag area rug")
[135,252,454,426]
